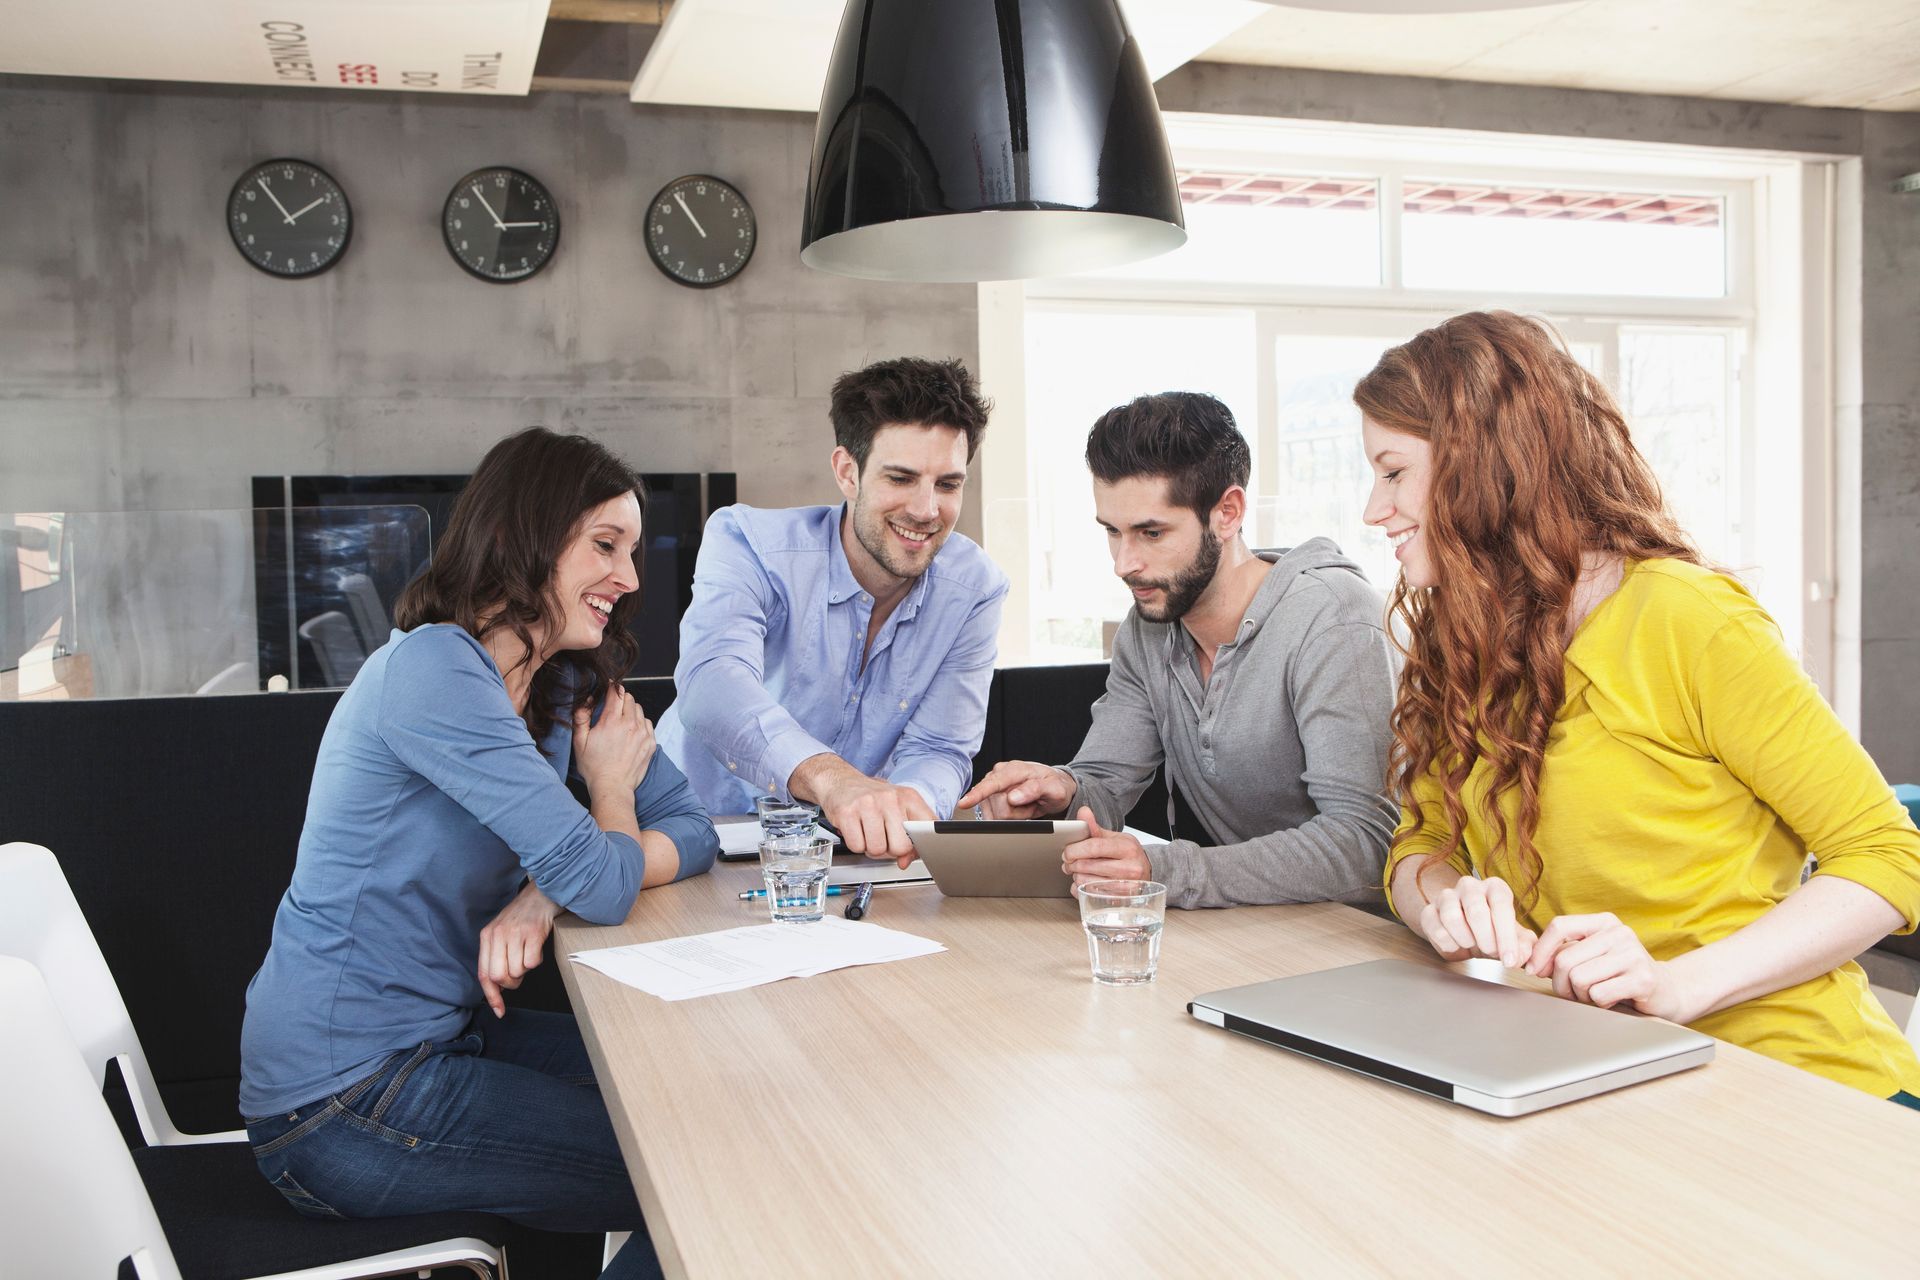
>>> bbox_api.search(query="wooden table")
[558,858,1920,1278]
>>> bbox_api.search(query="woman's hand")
[1416,874,1537,969]
[1527,913,1702,1024]
[477,881,562,1018]
[572,684,655,798]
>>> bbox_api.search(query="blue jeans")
[246,1008,660,1280]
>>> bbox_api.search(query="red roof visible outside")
[1176,171,1721,228]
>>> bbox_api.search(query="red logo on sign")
[337,64,379,85]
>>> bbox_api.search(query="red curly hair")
[1353,311,1702,907]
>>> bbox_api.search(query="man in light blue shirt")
[657,357,1007,862]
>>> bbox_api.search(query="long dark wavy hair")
[1353,312,1702,908]
[395,427,646,743]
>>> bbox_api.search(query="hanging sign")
[3,1,551,96]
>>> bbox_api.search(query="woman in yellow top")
[1355,310,1920,1102]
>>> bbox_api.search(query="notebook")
[1188,958,1714,1117]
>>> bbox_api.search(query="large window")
[983,118,1825,683]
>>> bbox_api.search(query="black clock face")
[227,159,351,278]
[442,167,560,283]
[646,175,755,288]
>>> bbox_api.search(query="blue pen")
[737,885,861,901]
[844,881,875,921]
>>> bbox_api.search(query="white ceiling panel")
[629,0,1273,111]
[1,0,553,96]
[1203,0,1920,111]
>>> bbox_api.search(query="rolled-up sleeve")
[379,634,643,925]
[673,511,833,799]
[632,748,720,881]
[886,575,1006,816]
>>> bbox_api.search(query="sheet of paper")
[571,917,945,1002]
[715,819,841,856]
[828,858,930,886]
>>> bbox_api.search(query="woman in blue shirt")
[240,428,718,1279]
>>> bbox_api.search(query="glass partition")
[0,505,430,701]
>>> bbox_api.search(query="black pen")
[844,881,875,921]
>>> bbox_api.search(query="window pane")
[1016,308,1257,662]
[1262,334,1409,592]
[1616,328,1738,564]
[1402,182,1725,297]
[1084,173,1380,287]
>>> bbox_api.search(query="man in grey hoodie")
[959,392,1398,909]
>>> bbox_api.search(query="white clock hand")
[471,183,506,230]
[258,178,296,224]
[285,197,325,223]
[498,221,544,228]
[673,192,708,238]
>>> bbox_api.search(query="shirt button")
[850,694,860,704]
[898,699,908,710]
[860,593,870,603]
[726,760,737,772]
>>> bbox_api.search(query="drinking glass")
[755,794,820,840]
[1076,880,1167,985]
[759,834,833,924]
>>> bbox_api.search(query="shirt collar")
[826,504,862,605]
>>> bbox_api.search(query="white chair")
[0,848,510,1278]
[0,955,504,1280]
[0,841,239,1146]
[0,954,181,1280]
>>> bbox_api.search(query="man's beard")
[1128,528,1221,623]
[850,487,947,583]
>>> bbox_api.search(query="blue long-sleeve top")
[240,623,717,1115]
[655,503,1007,818]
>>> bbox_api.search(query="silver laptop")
[904,820,1087,897]
[1188,959,1714,1116]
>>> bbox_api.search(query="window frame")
[978,116,1834,695]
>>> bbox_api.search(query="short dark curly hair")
[829,357,991,472]
[1085,392,1251,523]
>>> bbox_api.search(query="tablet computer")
[904,820,1088,898]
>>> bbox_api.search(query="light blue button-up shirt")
[657,503,1007,818]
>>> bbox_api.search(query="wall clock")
[645,174,755,288]
[442,167,561,283]
[227,159,351,278]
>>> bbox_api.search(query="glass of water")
[1076,880,1167,985]
[755,794,820,840]
[759,833,834,924]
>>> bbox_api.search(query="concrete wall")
[0,75,979,518]
[1157,62,1920,782]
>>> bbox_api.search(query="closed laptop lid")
[1190,959,1714,1101]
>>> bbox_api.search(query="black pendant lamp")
[801,0,1187,283]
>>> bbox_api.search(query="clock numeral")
[459,198,470,209]
[737,228,745,239]
[658,202,670,215]
[495,174,507,188]
[245,234,254,245]
[244,189,256,202]
[695,183,707,196]
[732,207,741,218]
